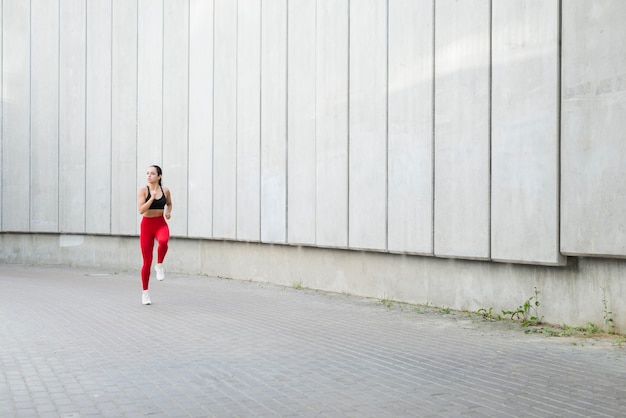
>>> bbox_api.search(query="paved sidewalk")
[1,264,625,418]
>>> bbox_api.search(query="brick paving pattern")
[1,264,625,417]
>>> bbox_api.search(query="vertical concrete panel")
[260,0,287,243]
[349,0,387,251]
[137,0,163,204]
[491,0,564,265]
[30,0,59,232]
[111,0,138,235]
[387,0,434,254]
[316,0,349,248]
[237,0,261,242]
[86,0,112,234]
[434,0,490,260]
[59,0,86,233]
[287,0,316,245]
[561,0,626,257]
[188,0,213,238]
[1,0,30,231]
[163,0,189,237]
[213,0,237,239]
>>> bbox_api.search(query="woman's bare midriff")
[143,209,165,218]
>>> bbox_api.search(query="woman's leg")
[140,218,156,290]
[155,220,170,264]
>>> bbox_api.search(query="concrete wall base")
[1,232,624,334]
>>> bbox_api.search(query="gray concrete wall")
[2,1,626,331]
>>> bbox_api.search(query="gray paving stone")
[1,264,626,417]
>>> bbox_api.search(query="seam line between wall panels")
[431,0,435,254]
[258,1,262,242]
[312,0,316,245]
[557,0,563,259]
[186,0,191,237]
[284,0,288,244]
[385,0,389,251]
[29,0,33,232]
[84,3,88,233]
[488,0,492,260]
[259,0,262,241]
[346,0,350,249]
[235,1,239,240]
[211,0,216,238]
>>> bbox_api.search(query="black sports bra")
[146,186,167,210]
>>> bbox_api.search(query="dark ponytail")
[151,165,163,186]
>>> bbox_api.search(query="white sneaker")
[142,290,152,305]
[155,264,165,281]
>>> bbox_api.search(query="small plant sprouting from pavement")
[441,306,451,314]
[381,296,394,309]
[292,280,303,290]
[502,287,543,327]
[477,307,501,321]
[601,287,615,334]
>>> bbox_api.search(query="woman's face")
[146,167,160,184]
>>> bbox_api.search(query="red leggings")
[140,216,170,290]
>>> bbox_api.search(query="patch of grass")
[518,321,626,343]
[576,322,602,335]
[292,280,303,290]
[539,324,579,337]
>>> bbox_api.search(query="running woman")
[137,165,172,305]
